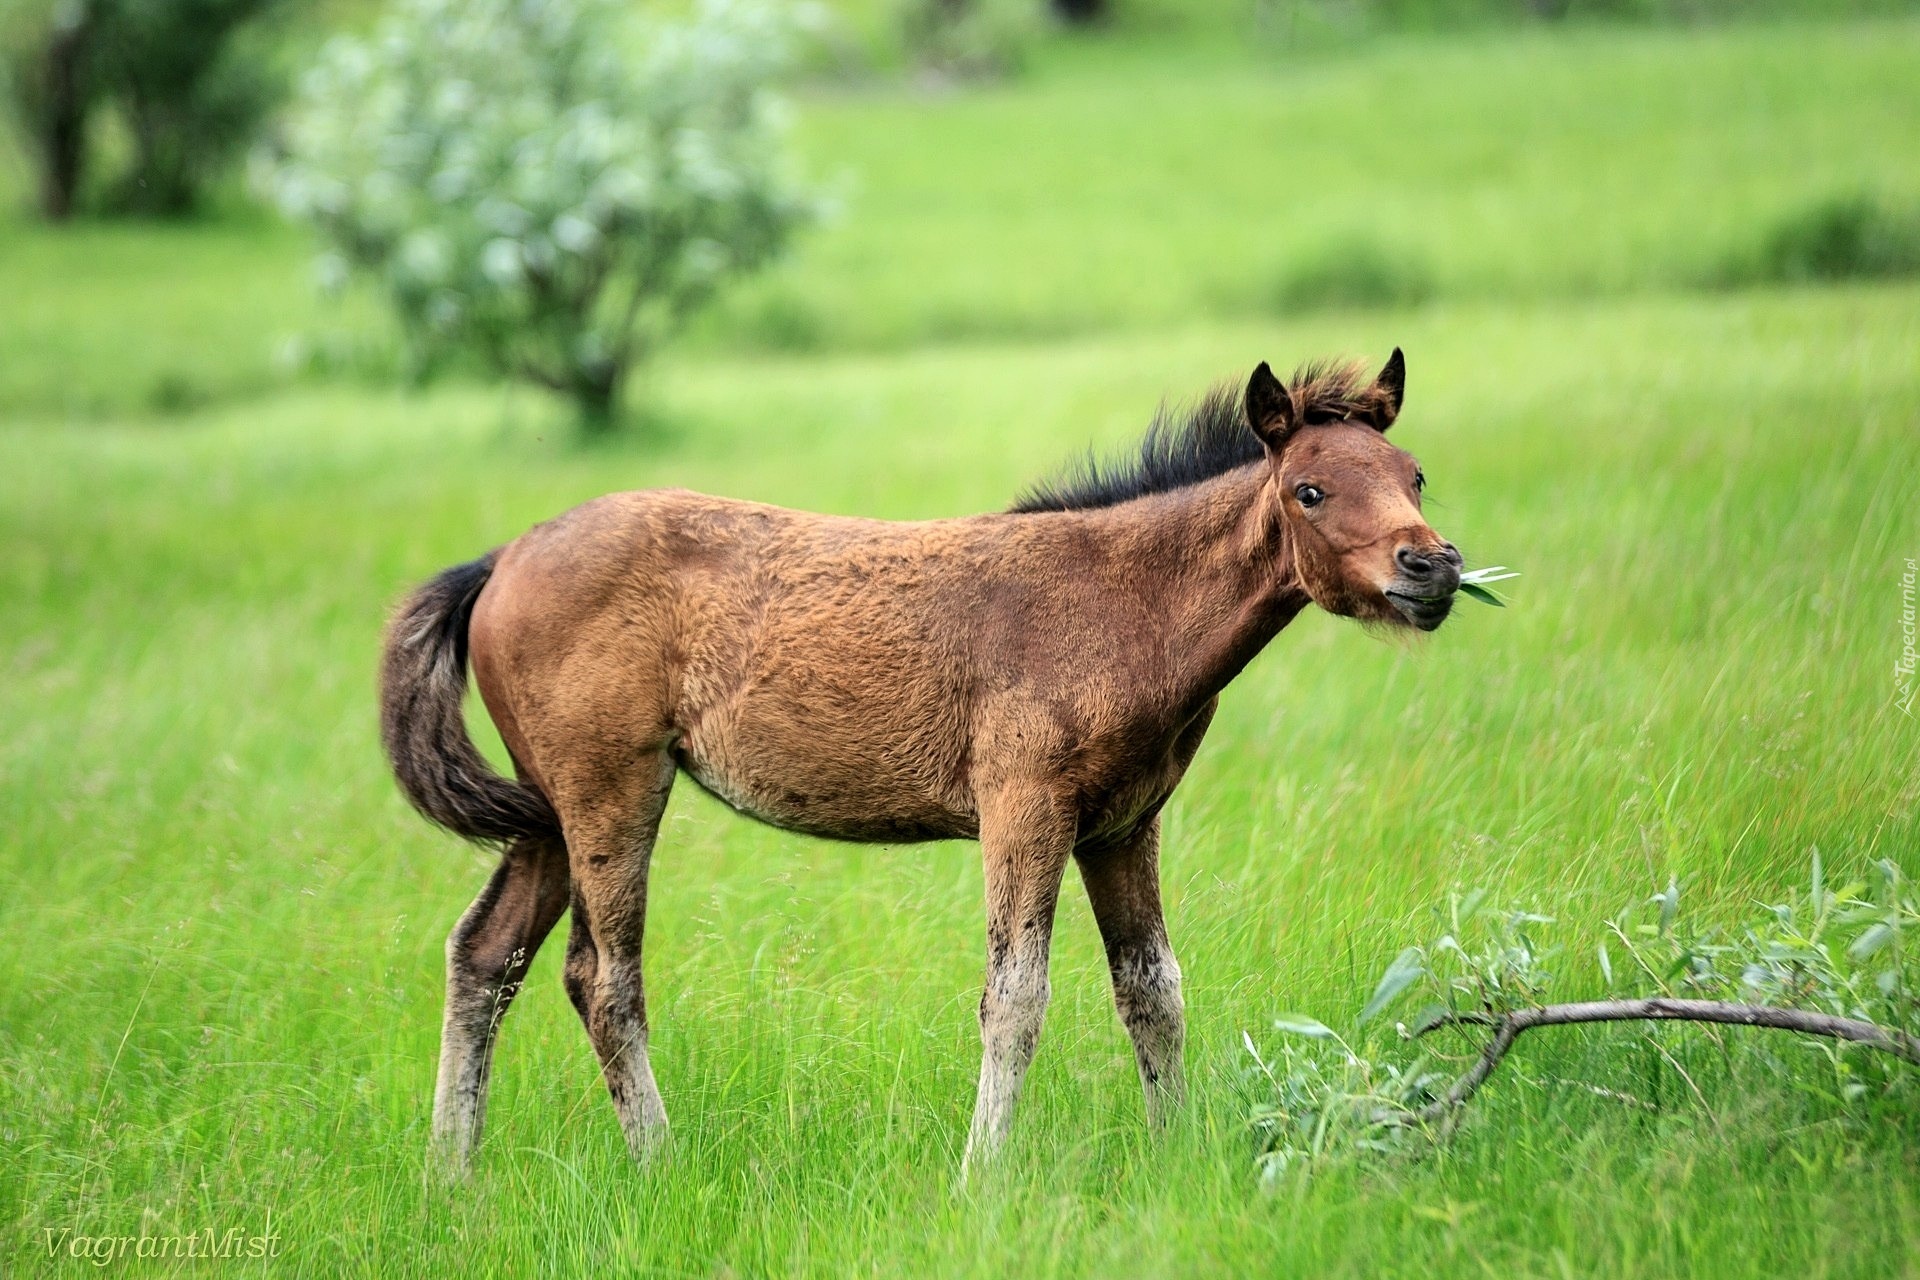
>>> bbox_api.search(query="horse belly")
[673,717,974,844]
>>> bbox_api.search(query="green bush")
[92,0,287,216]
[1732,192,1920,284]
[1249,858,1920,1186]
[897,0,1044,78]
[1273,235,1435,313]
[265,0,822,433]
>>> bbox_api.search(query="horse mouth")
[1384,588,1455,631]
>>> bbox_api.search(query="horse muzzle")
[1382,540,1461,631]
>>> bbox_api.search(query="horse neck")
[1102,462,1310,705]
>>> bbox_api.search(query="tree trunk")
[31,11,95,221]
[1052,0,1107,22]
[112,91,197,217]
[571,361,626,437]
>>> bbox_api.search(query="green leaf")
[1848,922,1894,961]
[1360,947,1427,1024]
[1656,879,1680,935]
[1272,1013,1337,1039]
[1874,858,1902,895]
[1458,567,1518,606]
[1458,581,1506,607]
[1597,941,1613,987]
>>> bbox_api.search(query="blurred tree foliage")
[896,0,1044,77]
[2,0,286,219]
[94,0,287,216]
[265,0,820,433]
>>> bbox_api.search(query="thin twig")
[1410,999,1920,1125]
[1537,1075,1660,1112]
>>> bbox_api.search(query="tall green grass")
[3,282,1917,1276]
[3,11,1919,1279]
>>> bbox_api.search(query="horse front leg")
[962,784,1077,1179]
[1076,816,1185,1128]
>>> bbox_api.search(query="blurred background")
[3,2,1918,1276]
[4,0,1917,426]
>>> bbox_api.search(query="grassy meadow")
[3,10,1919,1278]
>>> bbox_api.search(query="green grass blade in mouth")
[1458,566,1519,606]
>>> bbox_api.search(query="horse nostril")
[1395,545,1433,577]
[1440,542,1463,568]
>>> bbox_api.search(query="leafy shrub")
[1730,193,1920,285]
[897,0,1044,79]
[728,290,829,353]
[1247,857,1920,1185]
[265,0,821,432]
[92,0,287,216]
[1274,236,1435,313]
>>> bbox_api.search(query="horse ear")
[1245,361,1296,446]
[1366,347,1405,432]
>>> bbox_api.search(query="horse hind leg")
[559,750,677,1160]
[432,832,571,1172]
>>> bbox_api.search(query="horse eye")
[1295,484,1324,508]
[1414,470,1426,492]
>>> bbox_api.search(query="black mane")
[1009,384,1257,514]
[1008,360,1384,514]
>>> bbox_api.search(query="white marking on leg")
[962,951,1050,1177]
[1114,942,1185,1126]
[603,1027,670,1158]
[431,944,526,1172]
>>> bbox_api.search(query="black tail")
[379,553,560,845]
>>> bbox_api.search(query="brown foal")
[379,351,1464,1174]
